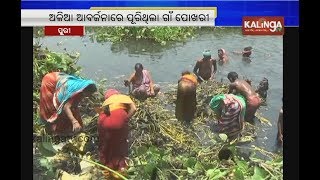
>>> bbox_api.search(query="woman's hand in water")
[72,121,82,132]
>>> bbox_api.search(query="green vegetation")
[33,44,82,133]
[87,27,198,45]
[35,26,200,45]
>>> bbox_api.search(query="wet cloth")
[245,94,261,121]
[180,74,198,86]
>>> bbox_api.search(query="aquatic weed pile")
[33,46,282,180]
[120,81,282,180]
[36,81,281,179]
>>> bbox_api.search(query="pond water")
[35,27,283,152]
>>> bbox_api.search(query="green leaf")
[158,148,165,157]
[49,53,63,63]
[127,167,136,173]
[136,146,148,156]
[202,162,216,170]
[206,169,216,177]
[251,166,268,180]
[144,163,156,175]
[194,161,204,171]
[158,159,169,169]
[183,157,197,168]
[234,168,245,180]
[42,141,57,152]
[37,141,57,157]
[149,146,159,155]
[236,159,249,172]
[206,169,228,179]
[219,133,228,142]
[207,169,228,180]
[273,157,283,163]
[39,158,50,169]
[45,170,56,179]
[228,145,237,155]
[187,167,194,174]
[37,147,56,158]
[212,170,228,179]
[141,27,147,34]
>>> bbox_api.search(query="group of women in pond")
[38,47,282,178]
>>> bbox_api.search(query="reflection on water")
[35,27,283,152]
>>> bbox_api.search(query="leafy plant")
[87,26,197,45]
[33,45,82,132]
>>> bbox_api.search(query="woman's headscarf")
[48,73,96,123]
[209,94,226,113]
[104,89,120,99]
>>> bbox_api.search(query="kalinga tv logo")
[242,17,284,35]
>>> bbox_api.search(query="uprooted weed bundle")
[130,96,199,150]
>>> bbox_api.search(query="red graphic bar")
[242,17,284,35]
[44,26,85,36]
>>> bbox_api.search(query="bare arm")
[232,51,243,55]
[63,101,81,132]
[213,60,217,74]
[64,101,78,123]
[228,83,237,94]
[125,73,135,85]
[211,59,217,78]
[242,50,251,54]
[127,103,137,118]
[147,71,155,95]
[224,55,229,61]
[124,73,135,93]
[193,61,199,76]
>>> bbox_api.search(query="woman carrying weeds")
[97,89,137,174]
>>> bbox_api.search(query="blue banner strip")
[21,1,299,26]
